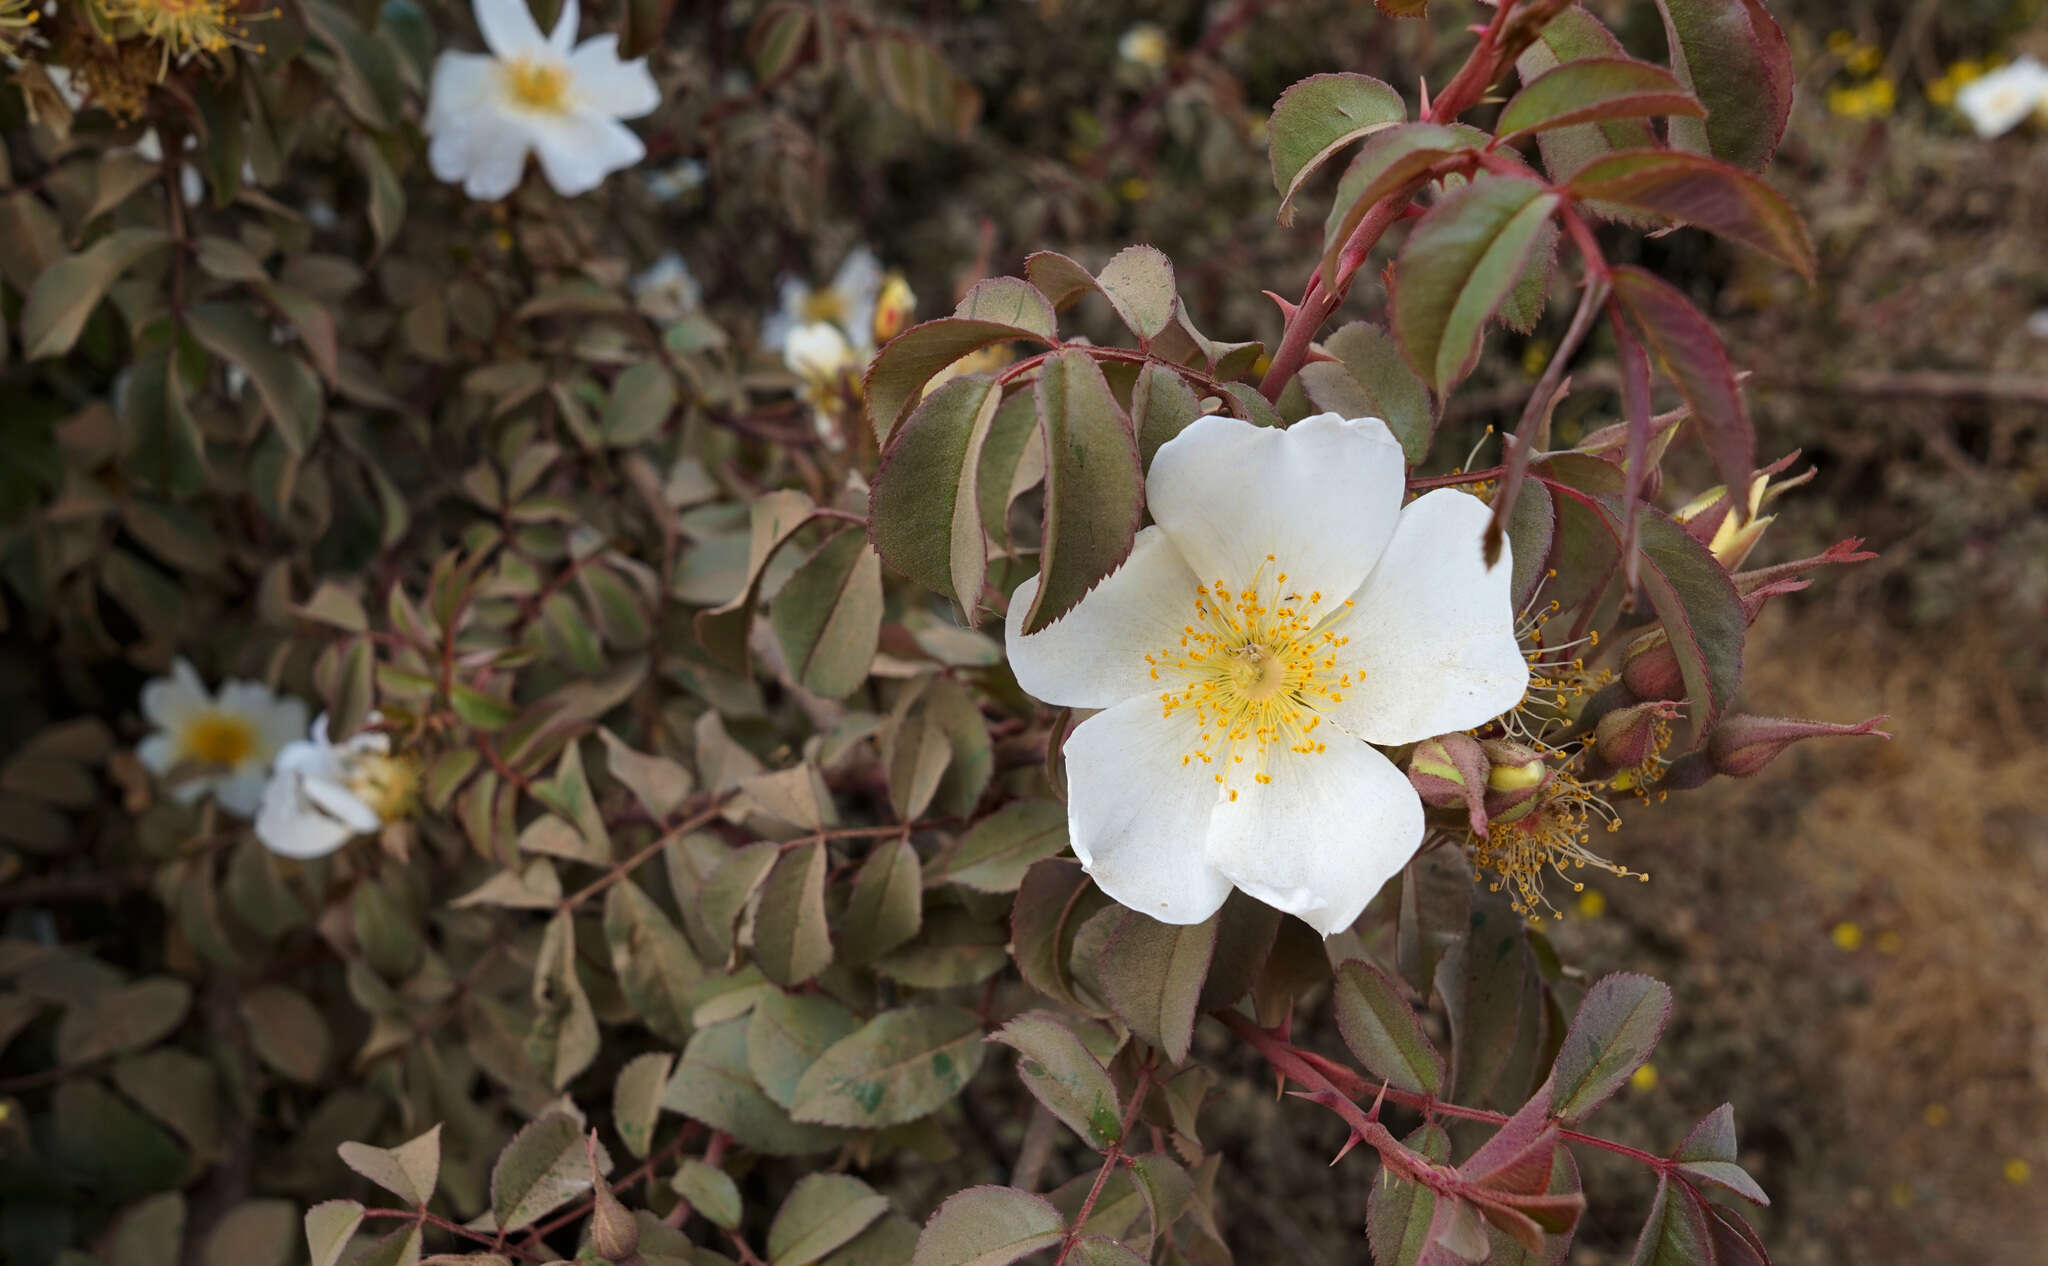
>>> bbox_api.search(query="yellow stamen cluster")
[50,25,160,122]
[1606,711,1677,803]
[348,752,420,822]
[178,711,258,767]
[95,0,275,72]
[1470,770,1645,921]
[504,57,572,112]
[1499,581,1610,747]
[1145,555,1355,802]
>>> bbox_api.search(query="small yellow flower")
[1875,929,1903,955]
[1575,888,1607,919]
[1845,44,1883,78]
[1830,920,1864,951]
[1118,177,1152,203]
[1629,1064,1659,1092]
[1521,339,1553,378]
[1827,77,1896,120]
[2004,1158,2033,1185]
[1922,1104,1950,1127]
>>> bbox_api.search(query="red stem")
[1050,1063,1157,1266]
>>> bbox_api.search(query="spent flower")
[1006,414,1528,935]
[256,714,418,860]
[425,0,659,201]
[136,658,308,817]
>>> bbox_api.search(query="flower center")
[346,753,419,822]
[178,711,257,768]
[1144,555,1355,801]
[504,58,571,112]
[802,289,848,325]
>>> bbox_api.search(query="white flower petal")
[1062,697,1234,924]
[213,768,268,818]
[529,109,644,196]
[1957,56,2048,138]
[547,0,580,55]
[136,734,176,776]
[1204,738,1422,936]
[305,776,385,833]
[568,35,660,117]
[432,117,533,201]
[1147,413,1406,603]
[426,50,498,132]
[142,658,208,729]
[474,0,548,59]
[1319,489,1528,745]
[1005,526,1204,710]
[256,783,357,860]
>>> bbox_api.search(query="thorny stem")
[1255,0,1555,404]
[1051,1062,1157,1266]
[1224,1010,1690,1179]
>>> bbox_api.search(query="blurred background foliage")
[0,0,2044,1264]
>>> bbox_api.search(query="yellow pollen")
[347,753,420,822]
[1147,560,1354,798]
[504,57,572,112]
[178,712,258,768]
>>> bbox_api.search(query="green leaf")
[1516,7,1657,182]
[840,838,923,966]
[449,683,519,731]
[603,362,677,447]
[337,1124,440,1207]
[612,1052,674,1159]
[53,1078,187,1204]
[1506,477,1556,613]
[666,1018,848,1155]
[620,0,678,58]
[1436,889,1539,1107]
[1393,176,1562,393]
[768,1174,890,1266]
[910,1186,1064,1266]
[869,375,1004,618]
[1319,122,1486,287]
[1267,72,1407,225]
[790,1005,986,1129]
[1654,0,1794,172]
[929,800,1069,893]
[1333,959,1445,1097]
[1594,496,1745,737]
[490,1114,608,1232]
[1094,910,1217,1064]
[747,3,811,81]
[1568,151,1815,279]
[528,912,599,1090]
[696,489,817,673]
[954,275,1058,341]
[21,228,171,360]
[748,991,861,1111]
[1129,360,1202,471]
[55,977,191,1065]
[754,840,833,986]
[1628,1176,1715,1266]
[1366,1124,1451,1266]
[598,729,693,822]
[1297,322,1434,465]
[772,528,883,696]
[866,319,1053,442]
[531,738,612,864]
[241,985,331,1084]
[673,1158,743,1229]
[975,388,1043,545]
[1011,859,1110,1012]
[1496,58,1701,143]
[1020,349,1143,635]
[186,302,325,455]
[990,1011,1122,1151]
[603,879,704,1046]
[1548,973,1672,1122]
[202,1199,298,1266]
[1092,245,1178,343]
[109,1192,187,1266]
[303,1200,364,1266]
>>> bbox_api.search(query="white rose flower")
[425,0,660,201]
[256,715,416,860]
[1005,413,1529,936]
[761,248,883,358]
[1955,55,2048,139]
[136,659,309,818]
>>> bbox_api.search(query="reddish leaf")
[1567,150,1815,278]
[1021,350,1143,634]
[1628,1177,1715,1266]
[1319,123,1487,287]
[1392,176,1562,393]
[865,317,1054,442]
[1548,973,1672,1122]
[1496,59,1702,143]
[1607,266,1755,515]
[1655,0,1794,172]
[1514,8,1657,182]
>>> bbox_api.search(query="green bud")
[1480,739,1551,824]
[1406,733,1490,836]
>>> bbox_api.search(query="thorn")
[1418,75,1431,116]
[1368,1079,1390,1122]
[1332,1130,1366,1166]
[1261,290,1300,321]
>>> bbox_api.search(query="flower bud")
[1480,739,1552,824]
[1593,700,1683,772]
[872,273,916,345]
[1707,713,1891,778]
[586,1133,638,1261]
[1407,733,1491,836]
[1620,627,1684,703]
